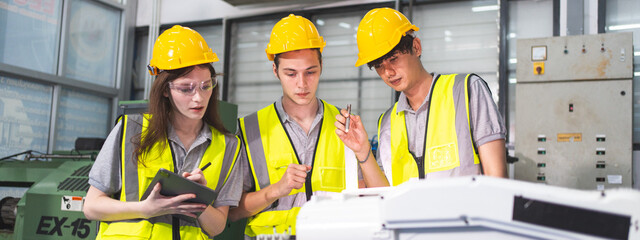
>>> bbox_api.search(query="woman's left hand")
[183,169,207,186]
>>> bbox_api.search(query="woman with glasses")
[83,25,242,240]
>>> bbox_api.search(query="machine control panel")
[515,33,633,190]
[516,32,633,82]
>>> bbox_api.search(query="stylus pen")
[345,104,352,133]
[200,162,212,171]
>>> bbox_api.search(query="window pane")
[412,0,500,101]
[0,0,62,74]
[54,88,110,151]
[229,19,278,118]
[314,15,360,80]
[0,76,52,158]
[606,0,640,143]
[64,0,120,87]
[132,33,148,100]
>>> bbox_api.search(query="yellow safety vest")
[96,114,240,240]
[379,74,480,186]
[238,100,347,236]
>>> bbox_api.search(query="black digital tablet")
[140,168,217,220]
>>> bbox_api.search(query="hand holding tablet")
[140,168,217,220]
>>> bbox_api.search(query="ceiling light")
[607,24,640,31]
[472,5,499,12]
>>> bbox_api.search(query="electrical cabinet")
[515,32,633,190]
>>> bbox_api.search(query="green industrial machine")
[0,100,245,240]
[0,151,97,240]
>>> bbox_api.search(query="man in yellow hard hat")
[335,8,507,186]
[229,14,388,239]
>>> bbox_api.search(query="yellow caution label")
[557,133,582,142]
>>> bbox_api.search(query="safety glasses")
[168,77,217,96]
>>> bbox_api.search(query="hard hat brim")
[355,24,419,67]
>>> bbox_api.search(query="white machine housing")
[297,176,640,240]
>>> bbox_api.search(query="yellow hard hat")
[355,8,419,67]
[265,14,326,61]
[148,25,219,75]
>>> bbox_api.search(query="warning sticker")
[61,196,84,212]
[557,133,582,142]
[607,175,622,184]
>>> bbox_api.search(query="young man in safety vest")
[229,14,388,238]
[335,8,507,186]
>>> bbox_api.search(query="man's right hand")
[335,109,371,161]
[272,163,312,198]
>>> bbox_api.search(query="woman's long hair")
[133,63,228,164]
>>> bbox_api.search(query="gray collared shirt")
[273,97,325,166]
[166,123,212,172]
[377,73,506,172]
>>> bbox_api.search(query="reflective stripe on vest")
[379,74,480,186]
[238,100,348,236]
[97,114,240,240]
